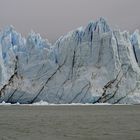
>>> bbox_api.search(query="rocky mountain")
[0,18,140,104]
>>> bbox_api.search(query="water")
[0,105,140,140]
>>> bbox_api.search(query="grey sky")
[0,0,139,42]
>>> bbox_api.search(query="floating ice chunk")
[0,101,11,105]
[33,100,49,105]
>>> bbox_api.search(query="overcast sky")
[0,0,139,42]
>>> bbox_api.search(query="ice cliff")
[0,18,140,104]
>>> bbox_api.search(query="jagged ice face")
[0,18,140,104]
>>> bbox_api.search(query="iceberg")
[0,17,140,104]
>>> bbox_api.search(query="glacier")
[0,17,140,104]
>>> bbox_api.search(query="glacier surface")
[0,18,140,104]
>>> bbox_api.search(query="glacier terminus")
[0,18,140,104]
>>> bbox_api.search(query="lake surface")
[0,105,140,140]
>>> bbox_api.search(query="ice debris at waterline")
[0,18,140,104]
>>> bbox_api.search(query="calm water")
[0,105,140,140]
